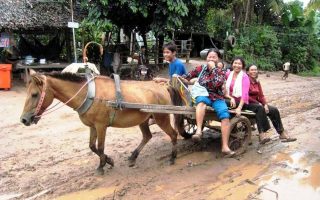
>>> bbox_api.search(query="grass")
[299,66,320,77]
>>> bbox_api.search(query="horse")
[20,70,186,175]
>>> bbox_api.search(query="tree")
[80,0,205,62]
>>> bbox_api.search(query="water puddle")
[205,151,320,200]
[207,164,269,200]
[55,186,116,200]
[257,151,320,200]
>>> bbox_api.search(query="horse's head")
[20,70,54,126]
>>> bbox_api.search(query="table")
[16,62,69,84]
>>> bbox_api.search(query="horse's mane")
[45,72,86,82]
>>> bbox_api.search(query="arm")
[153,77,169,83]
[257,82,267,105]
[235,74,249,116]
[257,82,269,113]
[241,74,250,104]
[224,71,236,108]
[182,65,202,81]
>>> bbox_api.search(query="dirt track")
[1,62,320,200]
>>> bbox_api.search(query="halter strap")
[34,76,47,116]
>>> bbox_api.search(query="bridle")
[33,75,95,119]
[34,76,47,117]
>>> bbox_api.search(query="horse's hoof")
[128,159,136,167]
[106,157,114,167]
[96,168,104,175]
[169,159,175,165]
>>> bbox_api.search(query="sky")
[283,0,310,8]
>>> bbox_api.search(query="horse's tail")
[167,86,191,139]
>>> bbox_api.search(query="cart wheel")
[180,119,197,139]
[228,116,251,155]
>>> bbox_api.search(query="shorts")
[195,96,230,120]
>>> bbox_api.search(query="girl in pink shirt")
[225,57,250,117]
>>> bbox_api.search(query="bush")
[278,27,320,73]
[228,25,282,71]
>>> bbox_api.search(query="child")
[153,42,187,83]
[282,62,290,80]
[216,60,224,70]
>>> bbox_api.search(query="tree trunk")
[142,33,148,62]
[244,0,253,25]
[158,34,164,64]
[233,2,243,31]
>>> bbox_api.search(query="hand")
[153,77,163,83]
[189,78,198,85]
[208,61,215,68]
[172,74,180,78]
[230,98,236,108]
[235,107,241,117]
[264,104,269,114]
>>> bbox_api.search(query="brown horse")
[20,70,185,175]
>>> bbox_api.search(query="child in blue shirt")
[154,42,187,83]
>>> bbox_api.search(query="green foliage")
[229,25,282,71]
[206,8,232,39]
[278,27,320,73]
[81,0,205,35]
[299,66,320,76]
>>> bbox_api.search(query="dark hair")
[246,64,257,72]
[163,42,177,52]
[206,48,222,59]
[231,57,246,69]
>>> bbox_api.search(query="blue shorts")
[195,96,230,120]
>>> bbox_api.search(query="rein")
[34,75,96,118]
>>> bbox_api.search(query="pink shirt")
[226,71,250,104]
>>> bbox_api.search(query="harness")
[75,73,96,114]
[107,74,124,126]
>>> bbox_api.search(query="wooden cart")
[101,77,254,155]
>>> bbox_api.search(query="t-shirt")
[169,59,187,78]
[283,62,290,71]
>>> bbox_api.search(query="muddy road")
[0,62,320,200]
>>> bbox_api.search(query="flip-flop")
[260,137,271,145]
[222,150,236,158]
[281,137,297,143]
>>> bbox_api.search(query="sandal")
[279,131,297,143]
[192,132,202,142]
[222,150,236,158]
[281,137,297,143]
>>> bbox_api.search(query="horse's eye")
[31,93,38,98]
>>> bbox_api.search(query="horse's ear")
[29,69,36,76]
[31,75,43,85]
[29,69,43,85]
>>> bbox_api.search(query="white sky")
[283,0,310,8]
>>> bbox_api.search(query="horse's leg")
[153,114,178,165]
[128,120,152,167]
[95,125,114,175]
[89,127,98,154]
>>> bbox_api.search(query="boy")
[153,42,187,83]
[282,62,290,80]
